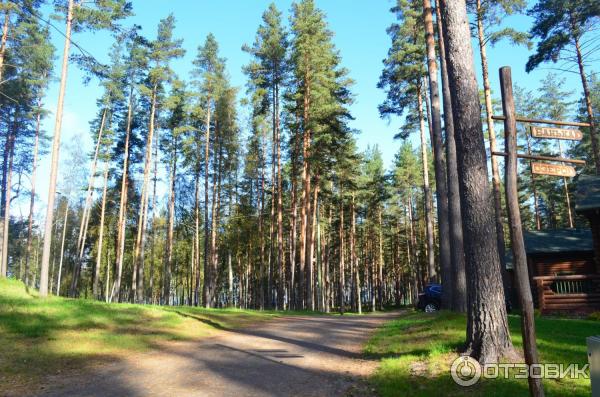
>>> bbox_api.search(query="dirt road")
[35,312,398,397]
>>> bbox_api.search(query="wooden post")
[500,66,545,397]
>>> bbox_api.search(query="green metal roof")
[523,229,593,254]
[505,229,592,269]
[575,175,600,213]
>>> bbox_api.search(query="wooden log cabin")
[515,175,600,314]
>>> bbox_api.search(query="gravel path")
[34,311,399,397]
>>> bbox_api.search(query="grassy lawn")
[365,310,596,397]
[0,278,287,392]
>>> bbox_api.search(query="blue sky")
[25,0,597,219]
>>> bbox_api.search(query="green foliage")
[526,0,599,71]
[53,0,133,33]
[378,0,426,139]
[467,0,530,47]
[570,74,600,175]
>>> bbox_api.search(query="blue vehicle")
[417,283,442,313]
[417,283,513,313]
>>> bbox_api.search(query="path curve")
[35,311,399,397]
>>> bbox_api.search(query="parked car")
[417,283,513,313]
[417,283,442,313]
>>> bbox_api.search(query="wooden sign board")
[530,126,583,141]
[531,162,576,177]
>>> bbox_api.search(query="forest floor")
[0,278,399,396]
[365,310,597,397]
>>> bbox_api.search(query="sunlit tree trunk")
[417,85,436,282]
[0,119,15,277]
[202,96,212,307]
[351,193,361,314]
[436,4,466,312]
[72,106,108,296]
[275,84,285,310]
[133,84,158,303]
[25,97,43,286]
[440,0,514,363]
[338,186,345,314]
[525,136,542,230]
[299,70,312,309]
[93,161,109,299]
[308,176,319,310]
[112,86,134,302]
[40,0,75,297]
[163,135,177,303]
[56,202,69,296]
[476,0,508,274]
[194,169,201,306]
[0,6,10,85]
[148,131,159,303]
[377,208,385,310]
[423,0,452,306]
[571,16,600,174]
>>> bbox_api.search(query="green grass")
[0,278,287,392]
[365,310,596,397]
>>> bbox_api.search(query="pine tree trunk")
[202,97,212,307]
[40,0,74,297]
[351,194,361,314]
[0,8,10,85]
[149,131,159,303]
[436,4,466,312]
[72,106,108,296]
[269,86,277,308]
[275,84,285,310]
[300,70,312,309]
[131,84,158,302]
[423,0,452,306]
[417,85,436,282]
[308,176,319,310]
[0,122,15,277]
[56,202,69,296]
[338,187,345,315]
[209,128,223,307]
[258,134,266,309]
[194,168,201,306]
[377,209,384,310]
[133,84,158,303]
[476,0,508,276]
[25,98,43,286]
[557,141,574,228]
[112,86,134,302]
[439,0,515,363]
[572,18,600,174]
[289,128,298,309]
[525,136,542,230]
[93,161,109,299]
[163,136,177,303]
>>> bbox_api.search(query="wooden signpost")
[531,162,577,177]
[499,66,544,397]
[495,66,592,397]
[530,126,583,141]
